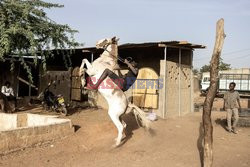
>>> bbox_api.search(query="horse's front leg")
[79,59,88,87]
[83,59,93,69]
[79,58,94,75]
[80,59,97,76]
[79,59,86,76]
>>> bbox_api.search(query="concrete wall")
[158,48,193,118]
[166,61,181,117]
[0,113,74,154]
[211,98,250,111]
[27,114,69,126]
[180,64,192,116]
[193,76,201,93]
[157,60,167,118]
[0,114,17,131]
[220,68,250,74]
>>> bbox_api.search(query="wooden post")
[178,48,181,116]
[190,51,194,113]
[163,47,167,118]
[203,18,225,167]
[29,82,31,97]
[91,53,94,63]
[16,64,21,97]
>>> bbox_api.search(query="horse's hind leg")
[119,116,127,132]
[108,111,124,147]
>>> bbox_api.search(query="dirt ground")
[0,104,250,167]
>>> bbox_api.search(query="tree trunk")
[203,19,225,167]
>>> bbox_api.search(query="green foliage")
[219,60,231,71]
[200,64,211,73]
[200,58,231,73]
[0,0,80,82]
[193,68,199,75]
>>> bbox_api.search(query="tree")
[202,18,225,167]
[200,65,211,73]
[0,0,80,82]
[219,59,231,71]
[200,58,231,73]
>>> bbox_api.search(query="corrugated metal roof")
[81,40,205,52]
[119,41,206,49]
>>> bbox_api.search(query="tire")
[61,107,68,116]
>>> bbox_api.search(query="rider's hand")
[124,59,129,65]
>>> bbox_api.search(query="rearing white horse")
[79,37,150,147]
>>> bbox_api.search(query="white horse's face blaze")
[96,39,109,49]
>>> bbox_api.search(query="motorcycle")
[38,82,68,116]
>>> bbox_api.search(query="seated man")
[86,58,138,91]
[1,81,17,108]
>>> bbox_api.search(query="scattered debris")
[146,112,157,121]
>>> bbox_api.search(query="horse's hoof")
[112,144,118,148]
[112,143,121,148]
[116,140,122,146]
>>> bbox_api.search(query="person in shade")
[86,58,138,91]
[1,81,17,108]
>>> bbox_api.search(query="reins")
[102,43,125,63]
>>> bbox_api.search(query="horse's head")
[96,37,120,68]
[92,37,120,72]
[96,36,119,49]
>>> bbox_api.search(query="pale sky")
[47,0,250,69]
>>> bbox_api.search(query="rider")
[85,58,138,91]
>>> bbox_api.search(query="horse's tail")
[128,103,151,129]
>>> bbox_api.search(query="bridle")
[101,42,125,63]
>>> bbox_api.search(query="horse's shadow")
[119,112,140,146]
